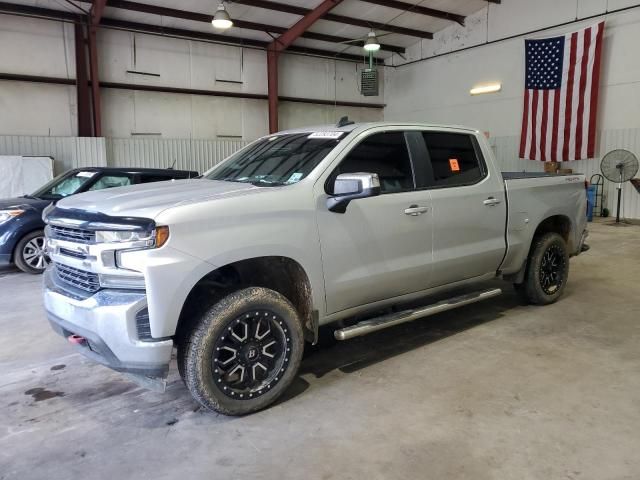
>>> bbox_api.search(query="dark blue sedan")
[0,167,198,274]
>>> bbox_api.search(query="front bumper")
[44,267,173,377]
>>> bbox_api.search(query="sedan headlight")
[0,209,25,224]
[95,226,170,248]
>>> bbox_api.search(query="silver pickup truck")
[43,122,588,415]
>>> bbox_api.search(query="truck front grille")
[55,263,100,293]
[50,225,95,244]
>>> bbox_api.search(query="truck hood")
[55,179,264,219]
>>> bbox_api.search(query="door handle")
[404,205,430,216]
[483,197,502,206]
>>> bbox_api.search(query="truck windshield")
[207,133,343,186]
[31,170,98,200]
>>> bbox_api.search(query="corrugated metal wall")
[0,136,107,173]
[0,136,246,177]
[106,138,247,174]
[489,128,640,220]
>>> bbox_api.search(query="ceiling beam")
[357,0,466,26]
[231,0,433,39]
[267,0,345,133]
[81,0,404,53]
[90,0,106,24]
[0,2,381,63]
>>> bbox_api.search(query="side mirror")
[327,172,381,213]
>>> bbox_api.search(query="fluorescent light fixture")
[212,3,233,29]
[363,31,381,52]
[470,83,502,95]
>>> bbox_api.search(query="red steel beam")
[88,0,107,136]
[358,0,466,26]
[267,0,344,133]
[74,23,92,136]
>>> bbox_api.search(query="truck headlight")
[0,209,24,224]
[95,226,170,248]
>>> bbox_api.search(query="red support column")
[74,23,92,137]
[88,0,107,137]
[267,46,279,133]
[87,26,102,137]
[266,0,344,134]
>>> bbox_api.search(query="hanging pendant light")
[363,31,381,52]
[212,3,233,29]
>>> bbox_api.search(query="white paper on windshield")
[76,171,98,178]
[308,131,344,139]
[286,172,303,183]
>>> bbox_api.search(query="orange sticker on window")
[449,158,460,172]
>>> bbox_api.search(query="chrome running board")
[334,288,502,341]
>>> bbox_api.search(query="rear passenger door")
[316,130,434,314]
[415,131,506,286]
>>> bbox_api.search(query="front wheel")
[177,287,305,415]
[516,232,569,305]
[14,230,49,274]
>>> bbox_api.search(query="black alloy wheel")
[212,309,292,399]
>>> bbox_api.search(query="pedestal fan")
[600,149,639,223]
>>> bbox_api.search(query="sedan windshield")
[31,170,98,200]
[206,133,343,186]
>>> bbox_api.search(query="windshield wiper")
[249,179,287,187]
[22,194,40,200]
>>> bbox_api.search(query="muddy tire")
[14,230,49,274]
[177,287,304,415]
[517,232,569,305]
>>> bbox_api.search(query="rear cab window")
[416,132,487,188]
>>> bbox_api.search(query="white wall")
[0,14,383,140]
[385,0,640,138]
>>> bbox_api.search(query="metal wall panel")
[0,136,106,174]
[490,128,640,219]
[106,137,248,175]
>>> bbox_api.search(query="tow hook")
[68,334,87,346]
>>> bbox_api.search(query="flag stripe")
[563,32,578,161]
[519,89,530,158]
[551,86,561,158]
[575,27,591,160]
[587,22,605,157]
[540,89,549,161]
[531,89,539,160]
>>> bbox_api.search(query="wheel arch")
[506,214,573,285]
[175,255,319,344]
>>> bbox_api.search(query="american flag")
[519,22,605,162]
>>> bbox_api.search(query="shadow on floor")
[275,282,523,406]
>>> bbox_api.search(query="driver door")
[315,130,433,315]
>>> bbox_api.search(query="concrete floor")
[1,220,639,480]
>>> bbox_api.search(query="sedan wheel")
[15,230,49,274]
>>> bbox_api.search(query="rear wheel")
[516,232,569,305]
[177,287,304,415]
[14,230,49,274]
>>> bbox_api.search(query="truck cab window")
[330,131,414,194]
[422,132,485,187]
